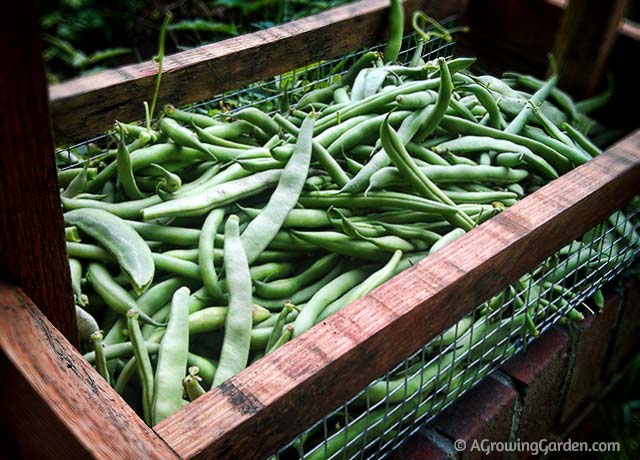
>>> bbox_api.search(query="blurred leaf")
[87,48,133,65]
[168,19,238,35]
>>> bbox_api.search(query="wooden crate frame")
[1,1,639,459]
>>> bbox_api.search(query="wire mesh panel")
[53,16,639,460]
[270,201,640,460]
[55,19,457,168]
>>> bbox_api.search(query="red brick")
[605,278,640,377]
[390,429,454,460]
[432,375,517,460]
[500,326,570,454]
[558,294,622,427]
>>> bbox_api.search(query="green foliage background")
[41,0,352,83]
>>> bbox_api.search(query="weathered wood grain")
[0,282,180,460]
[0,0,77,344]
[49,0,463,145]
[156,132,640,460]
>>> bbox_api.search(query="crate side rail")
[155,132,640,460]
[0,283,180,460]
[48,0,464,146]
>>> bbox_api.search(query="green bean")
[189,305,270,335]
[341,103,449,193]
[257,262,347,311]
[377,223,441,244]
[200,209,225,300]
[449,96,477,122]
[57,167,98,188]
[294,266,373,336]
[153,287,190,424]
[163,104,219,128]
[230,108,278,136]
[241,115,316,264]
[315,79,440,133]
[443,190,517,204]
[318,249,403,322]
[65,226,81,243]
[67,242,113,262]
[369,165,528,191]
[264,304,292,352]
[429,228,466,254]
[561,122,603,157]
[575,76,613,114]
[522,126,591,165]
[65,208,155,293]
[192,123,254,150]
[183,374,206,401]
[126,309,155,425]
[327,111,411,156]
[236,158,285,172]
[76,306,99,346]
[61,163,92,198]
[380,114,475,231]
[457,83,504,129]
[291,230,418,259]
[415,58,454,142]
[396,91,436,109]
[275,113,349,187]
[352,67,388,101]
[62,193,163,219]
[333,86,350,104]
[255,253,340,299]
[297,85,336,109]
[115,123,146,200]
[126,220,200,246]
[439,115,571,173]
[159,118,216,160]
[609,211,640,248]
[299,190,459,216]
[505,72,557,134]
[150,163,182,193]
[250,262,297,282]
[532,108,575,146]
[266,325,294,354]
[90,331,110,384]
[503,72,579,120]
[315,115,373,147]
[213,215,253,386]
[203,120,270,143]
[153,253,201,280]
[142,169,282,220]
[86,263,162,327]
[383,0,403,62]
[405,142,449,166]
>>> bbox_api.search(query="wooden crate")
[1,1,639,459]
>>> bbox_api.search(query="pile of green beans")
[59,12,637,455]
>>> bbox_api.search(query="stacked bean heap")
[60,36,639,454]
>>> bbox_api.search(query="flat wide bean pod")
[142,169,283,220]
[65,208,155,293]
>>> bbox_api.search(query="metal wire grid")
[272,202,640,460]
[55,19,458,170]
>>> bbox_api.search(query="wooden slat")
[0,0,77,344]
[0,282,180,460]
[156,132,640,460]
[48,0,463,145]
[552,0,630,97]
[548,0,640,41]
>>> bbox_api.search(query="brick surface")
[558,294,622,428]
[432,375,518,460]
[604,278,640,377]
[389,429,454,460]
[501,326,571,454]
